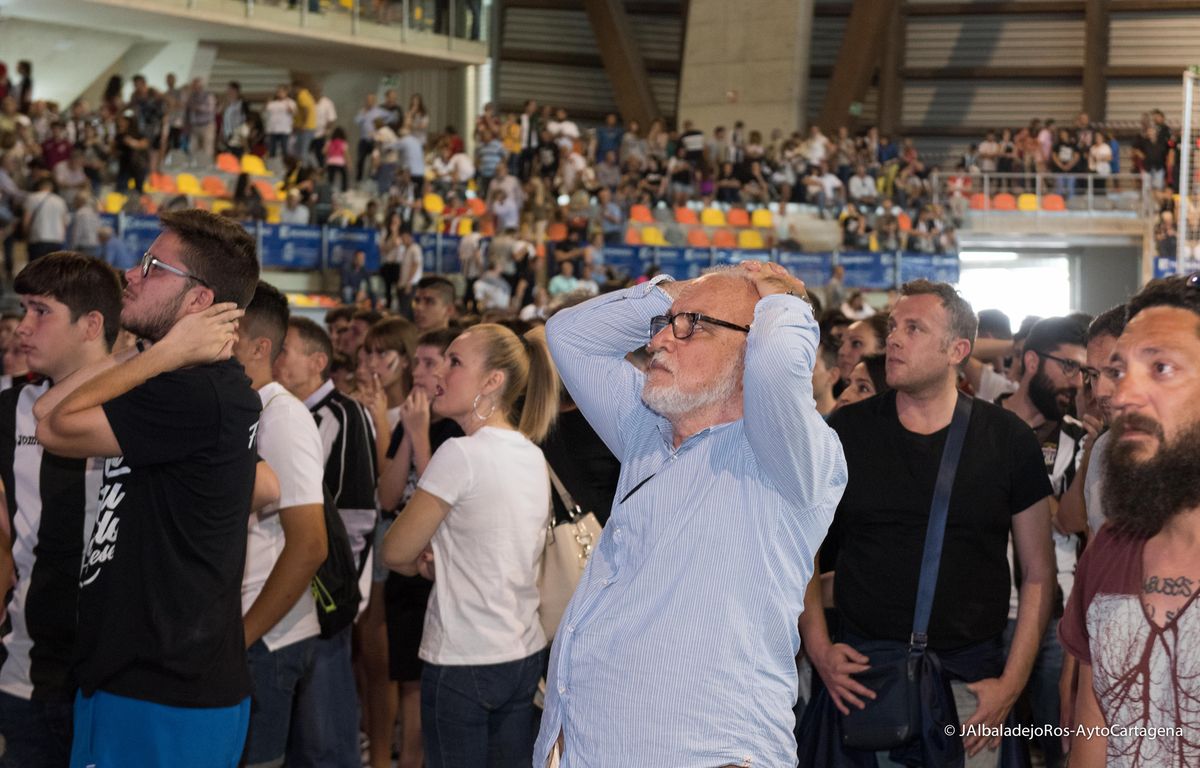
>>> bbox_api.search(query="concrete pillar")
[676,0,814,134]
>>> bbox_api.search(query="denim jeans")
[284,627,359,768]
[0,689,73,768]
[1004,617,1064,768]
[421,648,547,768]
[243,636,318,768]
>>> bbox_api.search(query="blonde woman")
[383,325,558,767]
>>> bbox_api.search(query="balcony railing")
[119,0,489,55]
[930,171,1154,223]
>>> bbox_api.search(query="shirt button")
[557,683,566,694]
[601,578,609,586]
[566,625,575,633]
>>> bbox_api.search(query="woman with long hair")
[382,325,559,767]
[353,317,419,768]
[406,93,429,148]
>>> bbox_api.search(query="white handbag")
[537,464,602,641]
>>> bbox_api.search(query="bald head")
[673,270,758,328]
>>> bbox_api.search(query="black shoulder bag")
[840,394,974,751]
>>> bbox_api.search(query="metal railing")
[930,171,1154,221]
[163,0,489,51]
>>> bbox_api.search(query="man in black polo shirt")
[36,210,262,768]
[799,279,1055,767]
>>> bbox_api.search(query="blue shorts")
[69,689,250,768]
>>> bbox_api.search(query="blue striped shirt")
[536,277,848,767]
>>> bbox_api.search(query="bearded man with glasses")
[534,261,847,767]
[35,210,267,768]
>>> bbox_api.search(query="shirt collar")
[303,379,335,410]
[656,415,739,454]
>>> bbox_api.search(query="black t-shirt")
[383,417,464,516]
[825,391,1051,650]
[77,360,261,707]
[540,408,621,527]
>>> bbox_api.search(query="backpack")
[311,484,365,638]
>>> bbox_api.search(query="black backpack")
[311,485,366,638]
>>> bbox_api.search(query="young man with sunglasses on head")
[1062,273,1200,766]
[537,261,847,767]
[0,252,123,767]
[35,210,265,768]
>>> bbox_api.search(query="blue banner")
[837,251,896,290]
[118,215,164,259]
[328,227,381,272]
[898,253,961,285]
[261,223,323,270]
[1153,256,1200,279]
[777,252,835,288]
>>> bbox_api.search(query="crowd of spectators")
[0,60,1187,294]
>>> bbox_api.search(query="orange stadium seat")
[726,208,751,228]
[546,222,568,241]
[149,173,177,194]
[625,227,643,245]
[686,228,712,247]
[1042,193,1066,211]
[139,195,158,214]
[255,179,282,202]
[992,193,1017,211]
[216,153,241,174]
[897,212,913,231]
[674,207,699,226]
[467,197,487,217]
[968,193,988,210]
[202,175,230,197]
[712,229,737,248]
[630,204,654,224]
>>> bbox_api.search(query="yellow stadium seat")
[700,207,726,227]
[1017,193,1038,212]
[423,193,446,215]
[456,218,473,235]
[641,226,668,246]
[103,192,127,214]
[211,199,234,215]
[750,208,774,229]
[737,229,765,249]
[241,154,270,177]
[266,203,281,224]
[176,173,204,196]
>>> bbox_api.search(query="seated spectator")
[431,141,475,197]
[847,163,877,207]
[741,160,772,205]
[474,259,513,310]
[714,161,742,204]
[595,187,623,245]
[576,263,600,297]
[595,150,621,191]
[548,260,579,297]
[341,248,376,306]
[490,186,520,232]
[839,202,869,250]
[53,150,89,199]
[840,290,876,321]
[97,225,136,270]
[280,188,310,225]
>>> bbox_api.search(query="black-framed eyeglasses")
[140,251,211,289]
[650,312,751,341]
[1036,351,1083,378]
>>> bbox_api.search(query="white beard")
[641,350,742,419]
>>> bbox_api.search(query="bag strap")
[910,393,974,653]
[546,462,581,523]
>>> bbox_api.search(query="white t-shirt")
[417,427,550,665]
[26,191,68,244]
[976,365,1019,403]
[242,382,325,651]
[315,96,338,135]
[402,243,423,287]
[264,98,296,135]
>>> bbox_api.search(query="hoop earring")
[472,392,496,421]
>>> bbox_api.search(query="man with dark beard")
[996,316,1087,768]
[1061,273,1200,766]
[34,210,265,767]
